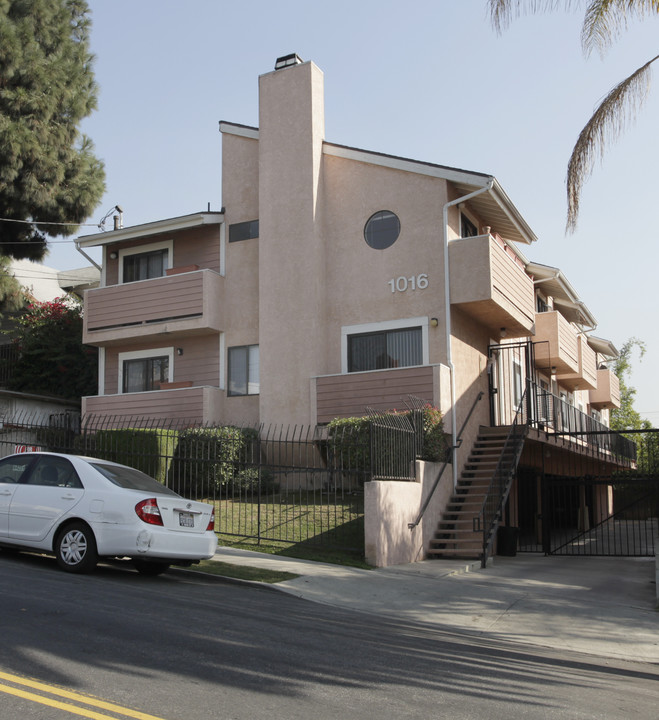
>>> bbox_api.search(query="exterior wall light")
[430,317,439,328]
[109,251,118,260]
[177,348,184,356]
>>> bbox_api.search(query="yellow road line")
[0,670,169,720]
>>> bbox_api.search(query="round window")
[364,210,400,250]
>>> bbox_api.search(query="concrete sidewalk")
[211,548,659,663]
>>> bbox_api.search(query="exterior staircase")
[428,426,520,561]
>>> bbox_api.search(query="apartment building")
[78,56,627,559]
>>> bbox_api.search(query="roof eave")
[77,212,224,248]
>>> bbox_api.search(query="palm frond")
[582,1,659,56]
[488,0,581,34]
[566,54,659,231]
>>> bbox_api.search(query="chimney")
[274,53,303,70]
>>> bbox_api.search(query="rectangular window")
[536,295,549,313]
[228,345,259,396]
[229,219,259,243]
[460,213,478,238]
[123,356,169,393]
[123,248,168,282]
[512,358,523,408]
[348,327,422,372]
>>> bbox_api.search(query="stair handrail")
[473,389,529,567]
[408,391,483,530]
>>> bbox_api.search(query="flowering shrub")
[6,296,97,399]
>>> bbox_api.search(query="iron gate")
[519,474,658,556]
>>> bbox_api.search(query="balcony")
[590,369,621,410]
[83,269,223,346]
[449,234,535,337]
[556,333,598,391]
[313,365,443,424]
[533,310,579,378]
[82,385,223,425]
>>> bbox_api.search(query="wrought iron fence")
[0,344,19,387]
[0,412,379,552]
[0,400,446,554]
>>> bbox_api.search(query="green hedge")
[75,428,178,484]
[167,426,278,497]
[325,404,447,478]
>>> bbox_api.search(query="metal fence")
[0,409,426,554]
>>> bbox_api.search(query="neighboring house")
[77,55,626,560]
[0,260,100,433]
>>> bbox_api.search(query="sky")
[39,0,659,423]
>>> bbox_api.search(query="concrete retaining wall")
[364,459,453,567]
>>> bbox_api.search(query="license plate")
[179,512,194,528]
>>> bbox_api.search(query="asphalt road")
[1,551,657,720]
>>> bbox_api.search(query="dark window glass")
[229,220,259,243]
[228,345,259,396]
[123,356,169,393]
[91,462,179,496]
[460,214,478,238]
[364,211,400,249]
[348,327,422,372]
[123,249,167,282]
[26,456,82,488]
[536,296,549,313]
[0,454,36,483]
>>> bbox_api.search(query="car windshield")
[90,462,180,496]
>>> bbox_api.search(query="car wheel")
[55,523,98,573]
[133,559,170,576]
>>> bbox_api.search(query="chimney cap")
[274,53,303,70]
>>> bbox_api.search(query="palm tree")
[489,0,659,231]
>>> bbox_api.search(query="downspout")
[443,179,494,488]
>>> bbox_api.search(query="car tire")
[133,559,170,576]
[55,522,98,573]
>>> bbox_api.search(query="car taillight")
[135,498,163,526]
[207,507,215,532]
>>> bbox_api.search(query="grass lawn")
[189,559,301,584]
[210,491,369,568]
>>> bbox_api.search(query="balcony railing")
[534,310,579,376]
[83,268,224,345]
[590,368,621,409]
[501,380,636,463]
[449,234,535,337]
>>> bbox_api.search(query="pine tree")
[0,0,105,260]
[0,255,24,316]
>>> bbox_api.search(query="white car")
[0,452,218,574]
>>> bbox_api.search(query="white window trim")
[118,347,174,394]
[118,239,173,284]
[341,317,429,374]
[219,221,226,277]
[218,333,225,390]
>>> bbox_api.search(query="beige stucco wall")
[257,61,327,427]
[364,459,453,567]
[450,308,492,473]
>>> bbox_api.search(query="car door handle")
[0,490,12,496]
[61,494,78,501]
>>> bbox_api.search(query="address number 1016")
[387,274,429,293]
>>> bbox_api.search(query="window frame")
[460,212,479,238]
[363,210,401,250]
[118,347,174,394]
[227,344,260,397]
[229,219,259,243]
[341,317,429,374]
[118,240,173,284]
